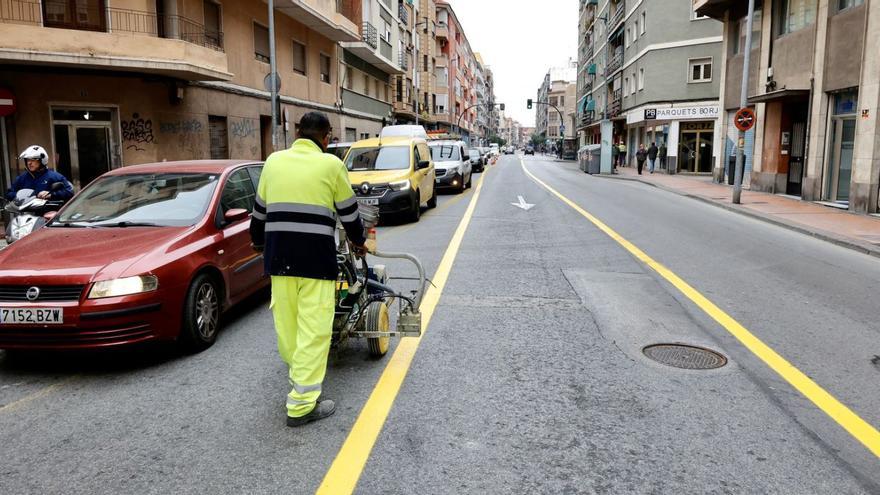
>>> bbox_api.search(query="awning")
[747,88,810,104]
[586,100,595,112]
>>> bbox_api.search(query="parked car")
[327,141,353,161]
[525,146,535,155]
[0,160,268,352]
[345,136,436,222]
[429,140,472,193]
[468,149,484,173]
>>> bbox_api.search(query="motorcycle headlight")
[88,275,158,299]
[389,180,410,191]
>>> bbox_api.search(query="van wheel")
[466,172,472,189]
[427,186,437,209]
[408,191,421,222]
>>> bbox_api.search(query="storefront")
[625,102,720,173]
[823,89,858,204]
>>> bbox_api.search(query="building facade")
[697,0,879,214]
[536,63,577,147]
[577,0,722,173]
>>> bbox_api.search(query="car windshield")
[346,146,411,171]
[430,145,461,162]
[468,151,480,159]
[54,173,219,227]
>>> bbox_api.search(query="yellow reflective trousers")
[270,275,336,418]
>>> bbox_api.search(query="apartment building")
[0,0,399,192]
[339,0,406,142]
[576,0,722,174]
[697,0,879,214]
[434,1,478,142]
[536,63,577,145]
[391,0,439,127]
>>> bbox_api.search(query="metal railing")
[399,52,408,70]
[1,1,224,51]
[606,49,623,75]
[361,21,378,49]
[608,3,625,32]
[0,0,40,24]
[608,89,622,118]
[398,2,408,25]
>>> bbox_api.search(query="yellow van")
[343,136,436,222]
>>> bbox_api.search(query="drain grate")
[643,344,727,370]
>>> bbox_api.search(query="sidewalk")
[599,166,880,258]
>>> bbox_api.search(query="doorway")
[679,122,714,173]
[51,107,115,190]
[785,121,806,196]
[825,90,858,204]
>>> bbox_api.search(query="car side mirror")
[43,211,58,221]
[223,208,249,225]
[417,160,431,170]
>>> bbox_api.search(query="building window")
[837,0,864,12]
[640,11,646,33]
[253,23,270,63]
[624,77,630,95]
[424,55,429,72]
[638,68,644,90]
[733,8,762,55]
[203,1,222,48]
[345,127,357,142]
[361,132,370,140]
[625,27,631,47]
[292,40,306,75]
[375,80,381,100]
[688,58,712,83]
[778,0,817,35]
[631,72,637,94]
[320,54,331,83]
[382,19,392,42]
[363,74,370,96]
[633,19,639,40]
[396,78,403,102]
[346,66,353,89]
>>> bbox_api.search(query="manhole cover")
[642,344,727,370]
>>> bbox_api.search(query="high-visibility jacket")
[250,138,366,280]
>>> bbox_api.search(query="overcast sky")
[446,0,579,127]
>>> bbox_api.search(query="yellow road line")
[520,159,880,459]
[0,375,78,414]
[317,167,491,494]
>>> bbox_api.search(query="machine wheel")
[407,191,421,222]
[427,186,437,209]
[365,301,390,357]
[179,273,222,353]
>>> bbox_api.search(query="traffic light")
[499,103,505,111]
[527,99,532,109]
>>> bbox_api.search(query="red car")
[0,160,268,351]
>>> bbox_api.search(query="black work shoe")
[286,399,336,427]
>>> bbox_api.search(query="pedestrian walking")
[647,142,659,174]
[618,142,627,168]
[636,144,648,175]
[250,112,367,428]
[611,141,619,171]
[659,143,667,171]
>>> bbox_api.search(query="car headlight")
[389,180,410,191]
[88,275,158,299]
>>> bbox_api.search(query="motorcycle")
[3,184,67,244]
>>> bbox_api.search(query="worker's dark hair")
[298,112,332,141]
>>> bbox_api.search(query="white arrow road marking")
[511,195,535,211]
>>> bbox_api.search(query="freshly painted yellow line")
[317,167,491,494]
[520,159,880,459]
[0,375,79,414]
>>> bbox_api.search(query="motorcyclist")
[4,145,74,201]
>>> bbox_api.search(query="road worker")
[250,112,367,427]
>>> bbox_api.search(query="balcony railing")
[399,52,408,70]
[398,2,408,25]
[608,89,622,118]
[608,4,625,32]
[579,111,595,127]
[361,21,378,49]
[2,1,223,50]
[606,49,622,75]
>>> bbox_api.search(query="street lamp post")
[268,0,280,151]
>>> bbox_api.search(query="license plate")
[357,198,379,206]
[0,308,64,325]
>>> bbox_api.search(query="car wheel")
[427,186,437,209]
[179,273,221,352]
[466,172,473,189]
[408,191,421,222]
[365,301,390,357]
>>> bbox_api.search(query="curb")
[596,173,880,260]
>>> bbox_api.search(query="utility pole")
[268,0,280,151]
[733,0,756,204]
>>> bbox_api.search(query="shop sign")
[654,105,719,120]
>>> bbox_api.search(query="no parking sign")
[0,88,15,117]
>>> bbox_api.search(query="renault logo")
[360,183,371,195]
[25,286,40,302]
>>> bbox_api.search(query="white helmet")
[19,145,49,166]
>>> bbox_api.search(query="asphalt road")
[1,154,878,494]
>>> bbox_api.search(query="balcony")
[608,89,622,118]
[436,22,448,40]
[399,51,408,71]
[272,0,359,42]
[342,87,392,117]
[398,2,408,25]
[579,111,595,127]
[340,21,402,73]
[608,3,625,33]
[606,49,623,76]
[0,1,230,80]
[693,0,735,20]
